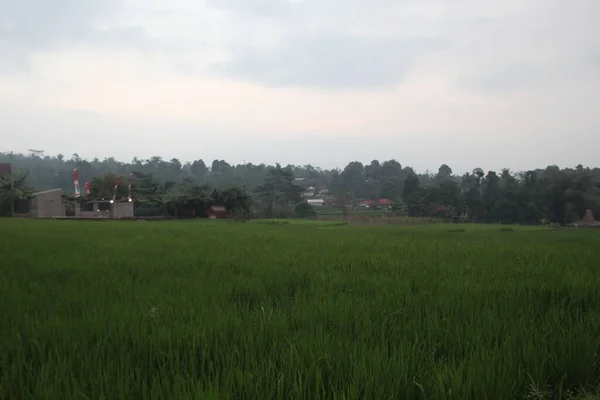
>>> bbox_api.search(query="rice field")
[1,219,600,399]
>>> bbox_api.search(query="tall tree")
[3,151,600,225]
[0,171,32,216]
[256,164,302,218]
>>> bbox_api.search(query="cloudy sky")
[1,0,598,173]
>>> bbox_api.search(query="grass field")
[314,207,384,216]
[2,219,600,399]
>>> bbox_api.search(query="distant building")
[358,198,393,208]
[29,189,66,218]
[307,199,324,206]
[569,209,600,227]
[207,205,229,219]
[302,186,316,198]
[73,198,134,219]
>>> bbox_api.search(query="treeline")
[1,152,599,224]
[0,152,330,192]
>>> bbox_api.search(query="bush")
[295,202,317,219]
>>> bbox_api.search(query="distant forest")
[1,151,599,224]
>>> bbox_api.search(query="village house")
[302,186,316,198]
[569,209,600,227]
[357,199,393,208]
[307,198,324,207]
[29,189,66,218]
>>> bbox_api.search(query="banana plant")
[0,171,32,216]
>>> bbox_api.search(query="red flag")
[73,169,81,197]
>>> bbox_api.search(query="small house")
[207,205,229,219]
[307,199,324,206]
[378,198,393,207]
[302,186,316,198]
[29,189,66,218]
[74,198,134,219]
[357,198,393,209]
[570,209,600,227]
[358,200,377,208]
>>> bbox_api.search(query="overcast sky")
[1,0,599,173]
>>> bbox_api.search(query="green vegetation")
[0,169,32,216]
[2,152,600,224]
[2,219,600,399]
[314,207,383,216]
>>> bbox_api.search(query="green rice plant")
[1,219,600,399]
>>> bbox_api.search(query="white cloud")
[1,0,599,172]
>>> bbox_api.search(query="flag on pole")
[113,176,121,201]
[73,169,81,197]
[127,173,133,202]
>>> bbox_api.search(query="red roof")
[206,205,229,219]
[359,199,393,206]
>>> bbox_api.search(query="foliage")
[255,164,302,218]
[294,202,317,219]
[161,182,251,219]
[89,172,129,199]
[2,152,600,224]
[2,220,600,399]
[0,171,32,216]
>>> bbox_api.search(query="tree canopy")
[1,152,599,224]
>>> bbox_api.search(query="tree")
[402,174,420,202]
[219,187,252,218]
[435,164,453,185]
[295,202,317,219]
[405,191,426,217]
[340,161,365,199]
[437,180,463,213]
[329,170,355,207]
[463,177,484,222]
[190,159,208,183]
[364,160,381,181]
[256,164,302,218]
[89,173,130,199]
[380,180,402,203]
[482,171,502,222]
[0,171,32,216]
[3,150,600,226]
[379,159,403,181]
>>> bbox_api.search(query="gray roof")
[32,188,63,196]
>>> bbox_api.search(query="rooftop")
[32,188,63,196]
